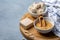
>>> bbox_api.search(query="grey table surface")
[0,0,41,40]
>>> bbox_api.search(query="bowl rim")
[28,5,48,15]
[34,17,54,31]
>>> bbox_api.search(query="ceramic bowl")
[28,4,47,18]
[34,17,54,33]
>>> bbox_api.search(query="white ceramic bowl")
[34,17,54,33]
[28,6,47,18]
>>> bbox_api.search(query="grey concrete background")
[0,0,41,40]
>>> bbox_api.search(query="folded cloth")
[42,0,60,8]
[42,0,57,4]
[42,0,60,37]
[47,6,57,22]
[57,8,60,17]
[52,20,60,37]
[42,0,56,7]
[57,0,60,4]
[52,9,60,37]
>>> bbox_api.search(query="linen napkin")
[42,0,60,37]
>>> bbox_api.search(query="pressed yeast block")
[20,18,33,29]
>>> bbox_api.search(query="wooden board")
[20,12,60,40]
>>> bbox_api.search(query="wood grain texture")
[20,12,60,40]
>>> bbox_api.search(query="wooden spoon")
[39,16,46,27]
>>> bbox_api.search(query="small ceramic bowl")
[34,17,54,33]
[28,3,48,18]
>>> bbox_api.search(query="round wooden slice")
[20,12,60,40]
